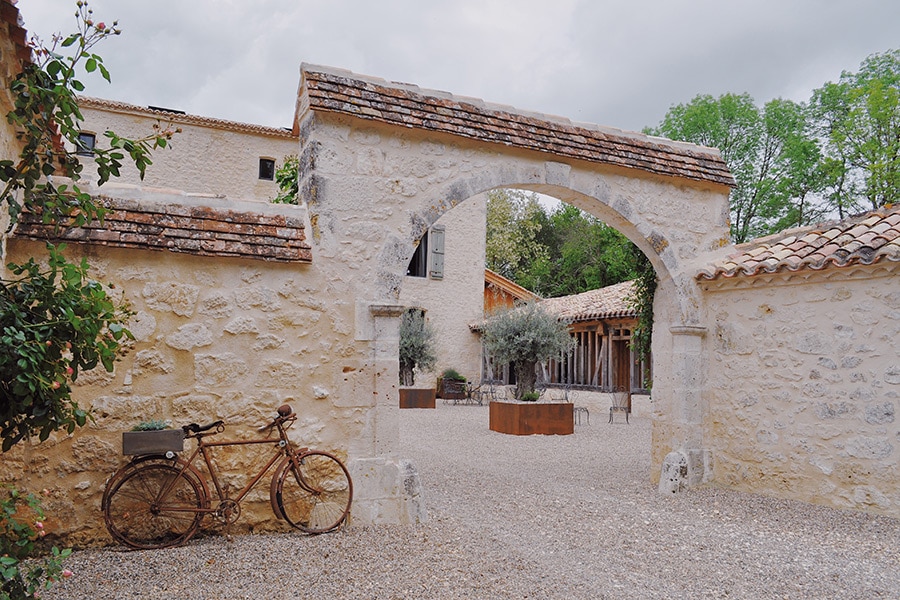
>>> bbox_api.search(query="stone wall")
[398,193,487,384]
[77,98,297,203]
[3,193,419,546]
[700,266,899,516]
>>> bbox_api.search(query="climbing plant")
[0,2,175,452]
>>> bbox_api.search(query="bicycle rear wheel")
[275,451,352,533]
[103,463,205,549]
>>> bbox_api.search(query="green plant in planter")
[520,391,541,402]
[130,420,170,431]
[481,302,575,401]
[440,368,466,382]
[398,308,437,386]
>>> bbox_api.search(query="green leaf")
[85,57,97,73]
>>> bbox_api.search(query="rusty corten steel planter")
[399,387,436,409]
[489,401,574,435]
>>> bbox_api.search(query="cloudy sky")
[20,0,900,134]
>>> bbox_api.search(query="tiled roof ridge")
[539,280,636,322]
[299,64,735,188]
[78,96,296,139]
[697,204,900,280]
[12,195,312,263]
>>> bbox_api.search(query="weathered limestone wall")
[398,193,487,384]
[2,193,418,545]
[77,99,297,203]
[700,266,900,516]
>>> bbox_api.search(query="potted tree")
[482,302,576,434]
[398,308,438,408]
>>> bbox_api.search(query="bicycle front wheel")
[276,451,352,533]
[103,463,205,549]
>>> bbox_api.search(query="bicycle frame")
[154,414,308,518]
[103,404,353,549]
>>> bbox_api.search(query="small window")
[76,132,96,156]
[407,232,428,277]
[259,158,275,180]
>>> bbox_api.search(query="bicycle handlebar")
[182,420,225,435]
[184,405,295,437]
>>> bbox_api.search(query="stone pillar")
[658,325,712,494]
[369,304,404,457]
[346,303,427,525]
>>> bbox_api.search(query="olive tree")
[481,302,575,401]
[398,308,436,386]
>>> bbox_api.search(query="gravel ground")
[46,403,900,599]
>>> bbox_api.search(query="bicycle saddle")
[277,404,293,417]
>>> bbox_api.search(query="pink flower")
[96,22,105,29]
[65,366,74,376]
[62,569,73,578]
[35,521,44,530]
[51,381,61,390]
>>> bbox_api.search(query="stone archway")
[295,64,734,488]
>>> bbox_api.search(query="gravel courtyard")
[46,402,900,599]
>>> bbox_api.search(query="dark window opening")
[76,132,96,156]
[259,158,275,180]
[406,232,428,277]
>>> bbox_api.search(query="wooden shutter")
[429,225,445,279]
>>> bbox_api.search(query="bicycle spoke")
[276,452,352,533]
[103,463,204,549]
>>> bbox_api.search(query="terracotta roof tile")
[697,205,900,280]
[78,97,296,139]
[299,64,735,188]
[12,196,312,263]
[538,281,636,322]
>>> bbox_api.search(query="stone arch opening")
[297,63,734,489]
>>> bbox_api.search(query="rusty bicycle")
[101,404,352,549]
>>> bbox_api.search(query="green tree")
[519,204,641,297]
[481,302,575,400]
[647,93,824,243]
[811,49,900,213]
[271,154,299,204]
[484,189,547,280]
[1,2,173,452]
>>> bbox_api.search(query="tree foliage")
[1,2,171,452]
[485,189,547,281]
[398,308,436,386]
[811,49,900,215]
[481,302,575,400]
[648,49,899,241]
[646,93,825,243]
[485,190,642,297]
[271,154,299,205]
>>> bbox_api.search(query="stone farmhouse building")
[1,0,897,545]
